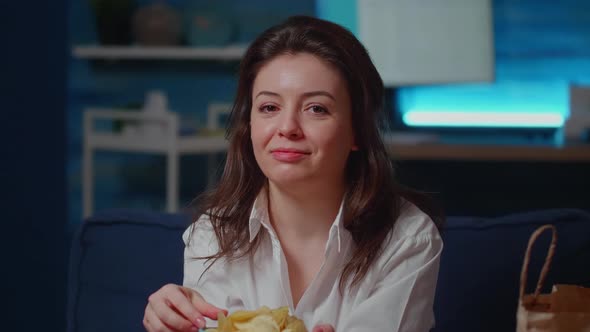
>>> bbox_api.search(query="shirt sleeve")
[339,224,443,332]
[182,216,238,322]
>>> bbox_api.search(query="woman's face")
[250,53,356,188]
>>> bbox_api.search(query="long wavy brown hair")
[191,15,443,291]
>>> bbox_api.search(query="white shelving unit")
[72,44,248,61]
[83,108,229,218]
[74,43,243,218]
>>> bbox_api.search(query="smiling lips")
[270,148,310,162]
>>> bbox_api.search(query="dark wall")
[2,1,68,331]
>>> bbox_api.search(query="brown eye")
[308,105,328,115]
[260,105,278,113]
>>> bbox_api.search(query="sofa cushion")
[433,208,590,332]
[66,209,190,332]
[67,208,590,332]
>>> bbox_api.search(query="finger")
[144,304,175,332]
[165,287,208,328]
[143,306,153,331]
[312,324,335,332]
[150,297,199,331]
[183,287,228,320]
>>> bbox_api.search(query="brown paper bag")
[516,225,590,332]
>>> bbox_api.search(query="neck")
[267,180,346,242]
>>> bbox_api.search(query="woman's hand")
[312,324,335,332]
[143,283,227,332]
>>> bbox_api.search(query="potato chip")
[271,306,289,328]
[234,314,280,332]
[284,315,307,332]
[228,308,261,322]
[206,306,307,332]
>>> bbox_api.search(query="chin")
[265,169,313,187]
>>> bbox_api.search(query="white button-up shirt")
[183,190,443,331]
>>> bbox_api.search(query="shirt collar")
[248,189,347,253]
[332,199,346,253]
[248,188,270,242]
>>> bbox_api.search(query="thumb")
[312,324,335,332]
[185,288,228,320]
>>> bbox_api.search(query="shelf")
[88,133,228,154]
[72,45,247,61]
[387,142,590,161]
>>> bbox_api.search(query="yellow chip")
[210,311,231,332]
[208,305,307,332]
[228,309,259,322]
[271,306,290,328]
[284,315,307,332]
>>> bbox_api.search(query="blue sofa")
[66,208,590,332]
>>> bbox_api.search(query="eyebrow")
[254,90,336,101]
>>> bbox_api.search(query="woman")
[143,15,443,332]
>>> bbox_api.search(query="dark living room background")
[3,0,589,331]
[66,0,590,228]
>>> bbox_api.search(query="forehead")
[252,53,347,94]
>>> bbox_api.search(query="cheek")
[250,119,272,150]
[317,123,354,151]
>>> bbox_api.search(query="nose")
[277,108,303,140]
